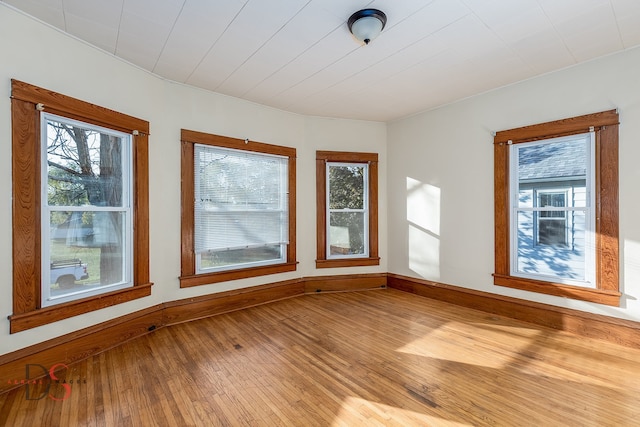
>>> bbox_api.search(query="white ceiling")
[3,0,640,122]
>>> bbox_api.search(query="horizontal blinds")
[194,144,288,253]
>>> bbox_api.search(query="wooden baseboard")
[6,271,639,395]
[0,273,383,394]
[0,305,163,395]
[303,273,387,293]
[163,279,305,326]
[387,273,640,349]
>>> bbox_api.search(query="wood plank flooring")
[2,288,640,426]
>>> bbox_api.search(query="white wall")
[0,6,387,355]
[388,45,640,321]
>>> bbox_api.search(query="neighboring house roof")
[518,138,586,181]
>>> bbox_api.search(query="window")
[537,191,569,246]
[42,114,133,306]
[10,80,151,333]
[194,145,288,273]
[494,110,619,306]
[511,134,594,286]
[316,151,379,268]
[327,163,369,258]
[180,130,297,287]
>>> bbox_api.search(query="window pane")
[512,133,593,286]
[46,118,125,207]
[329,212,365,256]
[196,211,287,251]
[194,145,288,271]
[540,193,565,208]
[197,147,285,209]
[538,214,567,245]
[329,165,365,209]
[515,210,587,281]
[518,138,587,182]
[517,138,587,208]
[539,193,566,218]
[47,210,127,300]
[199,245,284,270]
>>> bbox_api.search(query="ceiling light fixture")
[347,9,387,45]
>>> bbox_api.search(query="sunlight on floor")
[395,320,628,390]
[470,321,636,388]
[395,321,539,369]
[332,396,473,427]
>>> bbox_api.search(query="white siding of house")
[515,185,589,284]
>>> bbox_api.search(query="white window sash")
[194,144,289,273]
[40,113,133,307]
[326,162,369,259]
[509,132,595,287]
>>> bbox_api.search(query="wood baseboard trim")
[303,273,387,293]
[1,273,384,394]
[0,304,163,394]
[162,279,305,326]
[387,273,640,349]
[7,271,638,395]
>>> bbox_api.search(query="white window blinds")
[194,144,289,253]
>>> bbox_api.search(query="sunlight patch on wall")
[409,225,441,279]
[407,177,440,234]
[407,177,441,280]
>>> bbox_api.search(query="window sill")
[9,283,153,333]
[179,262,298,288]
[316,257,380,269]
[493,274,620,306]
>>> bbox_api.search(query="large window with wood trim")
[10,80,151,333]
[493,110,619,306]
[316,151,379,268]
[180,130,297,288]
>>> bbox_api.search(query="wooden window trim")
[179,129,297,288]
[10,80,152,333]
[316,151,379,268]
[493,109,620,306]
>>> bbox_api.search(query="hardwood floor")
[2,288,640,426]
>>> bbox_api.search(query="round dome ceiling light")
[347,9,387,45]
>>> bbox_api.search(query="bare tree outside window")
[45,116,130,300]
